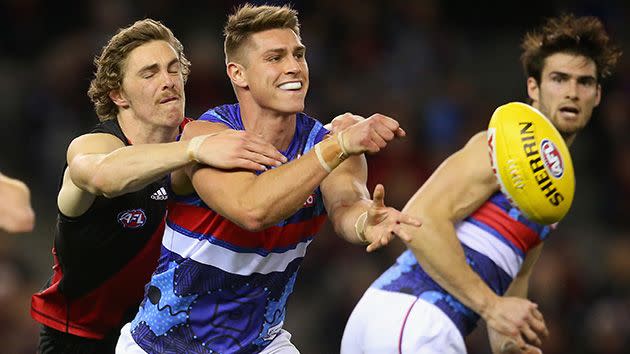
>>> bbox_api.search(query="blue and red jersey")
[131,104,329,353]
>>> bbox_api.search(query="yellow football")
[487,102,575,225]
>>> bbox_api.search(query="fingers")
[369,113,400,132]
[371,184,385,208]
[527,313,548,340]
[520,324,542,347]
[243,135,287,166]
[392,224,413,242]
[240,151,284,169]
[342,113,405,154]
[397,212,422,227]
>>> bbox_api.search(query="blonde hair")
[224,4,300,63]
[87,19,191,121]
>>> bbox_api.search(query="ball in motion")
[487,102,575,224]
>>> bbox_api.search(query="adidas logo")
[151,187,168,201]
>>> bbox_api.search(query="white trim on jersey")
[456,221,523,278]
[162,224,312,275]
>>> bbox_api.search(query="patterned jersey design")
[132,104,329,353]
[373,192,552,335]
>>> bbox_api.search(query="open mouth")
[559,106,579,116]
[278,81,302,91]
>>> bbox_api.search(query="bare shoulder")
[67,133,125,163]
[447,130,495,186]
[181,121,230,140]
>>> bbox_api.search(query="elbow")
[89,171,126,198]
[238,209,267,232]
[235,203,280,231]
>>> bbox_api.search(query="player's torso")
[372,192,552,335]
[131,104,329,353]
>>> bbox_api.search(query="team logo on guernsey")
[151,187,168,200]
[540,139,564,178]
[117,209,147,228]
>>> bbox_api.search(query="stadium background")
[0,0,628,352]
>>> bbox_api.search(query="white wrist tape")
[187,135,210,162]
[355,211,369,244]
[315,143,333,172]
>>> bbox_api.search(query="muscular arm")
[185,121,332,231]
[58,133,193,216]
[0,173,35,233]
[320,155,371,244]
[505,243,544,298]
[403,131,547,343]
[402,131,500,314]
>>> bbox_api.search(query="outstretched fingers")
[371,184,386,208]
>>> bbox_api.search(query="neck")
[562,133,577,147]
[239,100,297,151]
[117,112,179,144]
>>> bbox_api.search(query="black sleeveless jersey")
[31,119,170,339]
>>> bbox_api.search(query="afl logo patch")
[540,139,564,178]
[117,209,147,228]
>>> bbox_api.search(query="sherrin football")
[487,102,575,225]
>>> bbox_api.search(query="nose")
[565,79,578,100]
[284,56,301,76]
[160,70,176,90]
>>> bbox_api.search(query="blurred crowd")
[0,0,628,353]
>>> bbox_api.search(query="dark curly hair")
[520,14,622,83]
[87,19,191,121]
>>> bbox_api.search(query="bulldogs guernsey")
[372,192,553,335]
[130,104,329,353]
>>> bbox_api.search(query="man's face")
[116,40,185,128]
[528,52,601,140]
[239,28,309,114]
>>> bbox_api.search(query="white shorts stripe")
[162,224,311,275]
[456,221,522,278]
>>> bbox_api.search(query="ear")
[109,89,129,109]
[226,62,248,89]
[594,83,601,107]
[526,77,540,104]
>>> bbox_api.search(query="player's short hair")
[223,3,300,64]
[520,14,621,83]
[88,19,191,121]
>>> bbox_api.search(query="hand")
[324,112,365,133]
[483,297,548,350]
[341,114,406,155]
[488,324,543,354]
[363,184,421,252]
[195,130,287,171]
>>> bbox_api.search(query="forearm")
[503,276,529,298]
[83,141,191,197]
[238,150,333,228]
[406,219,499,317]
[329,198,371,244]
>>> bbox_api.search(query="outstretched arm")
[401,132,547,347]
[59,129,285,217]
[488,244,546,353]
[184,114,405,231]
[0,173,35,233]
[320,155,420,250]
